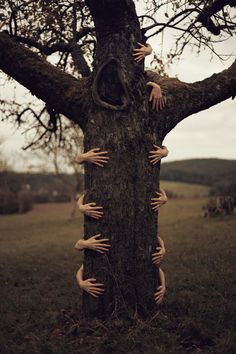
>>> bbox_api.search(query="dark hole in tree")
[97,60,127,107]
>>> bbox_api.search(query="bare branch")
[146,60,236,137]
[197,0,236,35]
[0,31,89,130]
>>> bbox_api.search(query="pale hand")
[149,144,169,165]
[74,148,109,167]
[148,82,166,111]
[133,42,152,62]
[152,237,166,265]
[78,277,104,298]
[154,285,166,304]
[151,188,168,211]
[78,195,103,219]
[75,234,111,254]
[154,268,166,304]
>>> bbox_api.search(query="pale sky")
[0,2,236,171]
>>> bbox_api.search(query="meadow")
[0,183,235,354]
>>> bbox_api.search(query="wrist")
[79,279,84,288]
[75,239,85,251]
[162,146,169,157]
[75,154,85,164]
[161,149,168,157]
[147,81,160,89]
[146,44,152,54]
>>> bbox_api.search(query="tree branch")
[0,31,89,130]
[146,60,236,137]
[197,0,236,35]
[13,27,94,55]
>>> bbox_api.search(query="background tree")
[0,0,236,318]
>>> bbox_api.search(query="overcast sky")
[0,1,236,171]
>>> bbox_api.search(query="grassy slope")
[160,181,209,197]
[0,200,235,354]
[161,158,236,185]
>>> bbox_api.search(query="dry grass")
[0,196,235,354]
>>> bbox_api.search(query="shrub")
[0,191,34,214]
[0,191,19,214]
[18,191,34,213]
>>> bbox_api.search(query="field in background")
[160,180,209,198]
[0,191,235,353]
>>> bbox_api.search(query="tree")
[0,0,236,319]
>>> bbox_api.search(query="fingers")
[150,201,164,211]
[149,157,161,165]
[150,199,162,204]
[136,56,144,63]
[133,54,145,62]
[95,246,111,253]
[137,42,144,47]
[149,91,154,102]
[155,247,162,251]
[154,286,165,304]
[87,204,103,210]
[88,288,104,297]
[159,97,164,110]
[94,162,106,167]
[152,259,161,265]
[152,247,162,256]
[155,192,162,196]
[149,97,165,112]
[155,296,164,304]
[152,253,163,263]
[92,157,109,167]
[149,146,162,164]
[87,149,110,167]
[85,280,105,298]
[152,97,157,110]
[95,151,108,156]
[89,283,104,287]
[95,243,111,248]
[92,234,102,239]
[88,213,104,220]
[151,204,163,211]
[155,98,159,111]
[92,235,110,243]
[97,238,110,242]
[85,209,104,219]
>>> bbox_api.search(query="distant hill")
[1,159,236,198]
[0,171,82,194]
[161,158,236,186]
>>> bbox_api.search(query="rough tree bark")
[0,0,236,319]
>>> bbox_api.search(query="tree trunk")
[1,0,235,321]
[82,0,161,318]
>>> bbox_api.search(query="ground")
[0,182,235,354]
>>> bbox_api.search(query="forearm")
[147,81,160,88]
[77,194,84,208]
[159,268,165,287]
[157,236,164,248]
[76,265,84,286]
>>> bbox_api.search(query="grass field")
[160,181,209,198]
[0,194,235,354]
